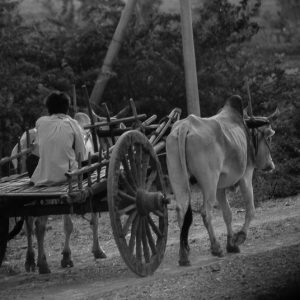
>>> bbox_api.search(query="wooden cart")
[0,102,181,277]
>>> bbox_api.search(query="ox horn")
[267,107,280,121]
[245,117,270,129]
[246,78,253,117]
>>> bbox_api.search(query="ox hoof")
[179,246,190,267]
[38,264,51,274]
[25,253,36,272]
[179,259,191,266]
[61,251,74,268]
[61,259,74,268]
[93,249,107,259]
[25,261,36,272]
[226,236,241,253]
[226,243,240,253]
[211,244,224,257]
[233,231,247,246]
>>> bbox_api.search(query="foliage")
[0,0,298,200]
[0,0,42,157]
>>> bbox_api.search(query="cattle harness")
[0,101,181,277]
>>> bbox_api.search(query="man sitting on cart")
[30,91,87,186]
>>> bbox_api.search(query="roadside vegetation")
[0,0,299,201]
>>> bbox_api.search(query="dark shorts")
[25,154,39,178]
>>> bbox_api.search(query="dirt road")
[0,194,299,299]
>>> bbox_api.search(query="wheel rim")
[108,130,168,277]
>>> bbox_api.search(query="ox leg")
[35,216,50,274]
[25,217,36,272]
[235,174,255,246]
[174,193,192,266]
[200,190,223,257]
[217,189,240,253]
[61,215,74,268]
[179,204,193,266]
[90,213,106,259]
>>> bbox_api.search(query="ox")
[166,95,278,266]
[10,112,107,274]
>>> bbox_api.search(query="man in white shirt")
[30,91,86,186]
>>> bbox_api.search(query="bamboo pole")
[179,0,201,116]
[90,0,139,106]
[72,84,78,114]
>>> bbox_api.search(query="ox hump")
[225,95,244,117]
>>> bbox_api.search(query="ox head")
[244,108,279,172]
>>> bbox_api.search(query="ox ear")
[243,107,249,118]
[267,107,280,121]
[264,127,275,137]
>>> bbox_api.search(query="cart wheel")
[0,217,9,267]
[108,130,168,277]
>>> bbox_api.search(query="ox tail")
[178,124,191,203]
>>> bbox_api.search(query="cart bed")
[0,167,107,199]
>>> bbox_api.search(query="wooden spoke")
[141,217,150,263]
[129,215,140,256]
[120,172,136,196]
[122,210,137,237]
[135,144,143,187]
[127,145,138,187]
[152,210,164,218]
[145,218,157,255]
[141,153,150,189]
[146,170,157,191]
[118,190,136,203]
[121,158,137,189]
[148,215,162,238]
[136,217,142,262]
[118,204,136,216]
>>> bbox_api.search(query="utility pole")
[179,0,201,116]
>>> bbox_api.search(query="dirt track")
[0,194,299,299]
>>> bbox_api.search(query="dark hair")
[45,91,70,115]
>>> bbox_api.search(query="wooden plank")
[0,166,108,199]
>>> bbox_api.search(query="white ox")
[11,112,107,274]
[166,95,277,266]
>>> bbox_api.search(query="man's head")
[45,91,70,115]
[74,112,91,129]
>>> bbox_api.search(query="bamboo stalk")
[72,84,78,114]
[87,152,92,187]
[0,148,32,166]
[89,0,139,106]
[65,160,108,179]
[84,114,147,130]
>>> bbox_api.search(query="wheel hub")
[136,189,168,216]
